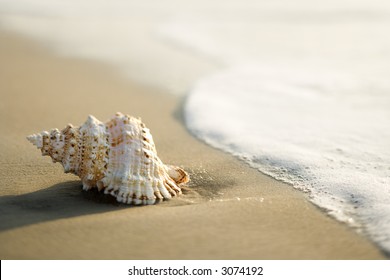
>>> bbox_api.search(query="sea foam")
[185,65,390,251]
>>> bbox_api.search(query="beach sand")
[0,30,385,259]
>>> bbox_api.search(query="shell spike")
[26,133,44,149]
[87,115,98,123]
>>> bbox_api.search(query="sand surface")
[0,30,385,259]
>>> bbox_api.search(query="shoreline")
[0,29,385,259]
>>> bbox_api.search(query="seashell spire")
[27,112,189,205]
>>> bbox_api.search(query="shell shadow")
[0,181,127,232]
[0,169,233,232]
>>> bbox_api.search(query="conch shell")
[27,112,189,205]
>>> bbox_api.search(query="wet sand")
[0,30,385,259]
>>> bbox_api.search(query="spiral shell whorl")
[27,113,189,205]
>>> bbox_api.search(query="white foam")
[185,66,390,240]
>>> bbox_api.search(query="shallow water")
[0,0,389,253]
